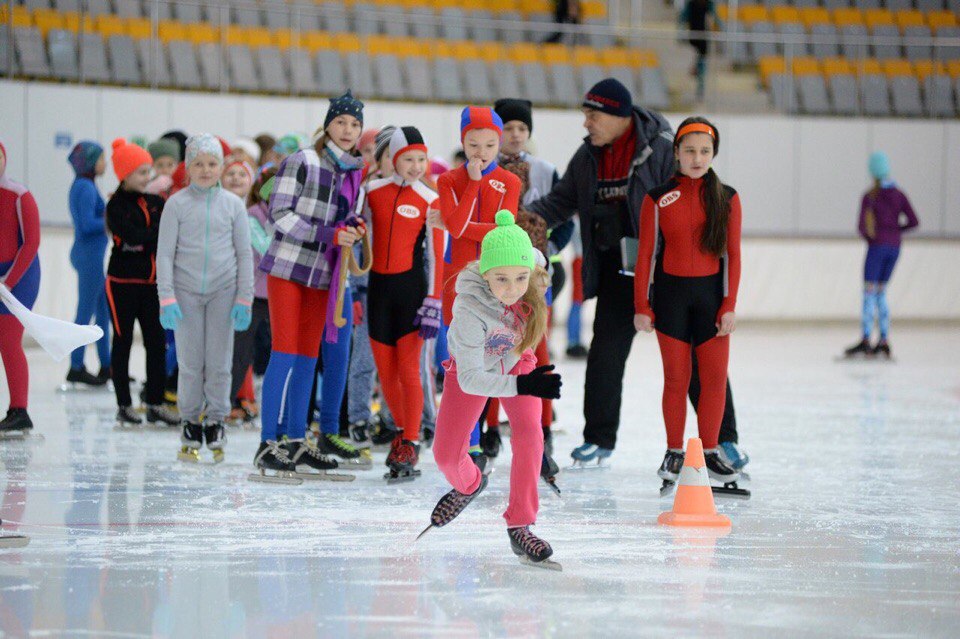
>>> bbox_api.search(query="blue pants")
[347,296,375,423]
[0,258,40,314]
[316,287,353,435]
[69,242,110,370]
[864,245,900,284]
[567,301,583,346]
[862,245,900,339]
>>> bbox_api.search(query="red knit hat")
[111,138,153,183]
[460,106,503,143]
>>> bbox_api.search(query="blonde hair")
[514,265,550,354]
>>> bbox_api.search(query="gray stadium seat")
[607,65,638,99]
[14,27,50,77]
[829,73,859,114]
[315,49,346,95]
[0,27,14,76]
[499,11,526,44]
[891,75,923,115]
[923,74,954,117]
[749,22,778,62]
[382,4,410,38]
[463,59,493,101]
[884,0,912,12]
[114,1,142,19]
[549,63,581,107]
[640,67,671,110]
[227,44,260,92]
[409,7,438,40]
[79,32,110,83]
[353,3,381,37]
[934,27,960,61]
[860,73,892,116]
[168,40,202,89]
[578,64,607,98]
[373,54,406,99]
[518,61,551,105]
[724,26,750,66]
[840,24,870,59]
[175,3,205,24]
[798,74,831,114]
[903,26,933,62]
[231,0,263,27]
[871,25,902,60]
[257,46,289,93]
[778,22,810,58]
[491,59,522,98]
[811,24,841,59]
[768,72,798,112]
[198,43,225,89]
[288,48,318,94]
[287,0,321,31]
[86,0,113,18]
[48,29,79,80]
[948,0,960,13]
[433,57,464,102]
[404,56,434,100]
[53,0,80,12]
[136,38,172,86]
[324,3,351,33]
[915,0,945,11]
[955,76,960,114]
[585,18,615,49]
[470,10,498,42]
[23,1,51,11]
[108,35,141,84]
[821,0,850,9]
[343,51,375,97]
[856,0,882,9]
[790,0,820,7]
[439,8,469,41]
[263,0,291,30]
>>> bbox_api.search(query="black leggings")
[651,268,723,347]
[368,269,426,346]
[106,280,166,407]
[230,298,270,401]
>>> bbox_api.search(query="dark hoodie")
[525,106,675,300]
[106,187,165,284]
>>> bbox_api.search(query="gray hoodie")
[157,185,254,303]
[446,264,526,398]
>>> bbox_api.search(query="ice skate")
[226,406,249,427]
[58,366,108,392]
[658,449,686,496]
[543,426,554,458]
[508,526,562,571]
[840,338,873,360]
[384,436,422,484]
[317,432,372,470]
[420,424,435,449]
[248,441,303,485]
[347,419,373,450]
[481,427,501,459]
[471,450,492,476]
[705,450,750,499]
[283,439,355,482]
[369,416,400,449]
[541,453,561,497]
[177,421,203,463]
[872,339,893,360]
[0,409,34,439]
[569,442,612,470]
[204,421,226,464]
[416,475,488,541]
[565,344,588,359]
[145,404,179,428]
[718,442,750,470]
[0,520,29,549]
[114,405,143,429]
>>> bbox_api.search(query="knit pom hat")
[494,98,533,133]
[583,78,633,118]
[185,133,224,166]
[147,138,180,163]
[358,128,380,151]
[460,106,503,143]
[324,90,364,129]
[374,125,397,162]
[111,138,153,183]
[389,126,428,168]
[869,151,890,180]
[479,210,534,274]
[68,141,104,177]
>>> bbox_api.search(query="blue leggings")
[314,287,353,435]
[862,245,900,339]
[567,301,583,346]
[69,243,110,370]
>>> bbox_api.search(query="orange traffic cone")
[658,438,731,528]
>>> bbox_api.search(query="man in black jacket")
[525,79,744,468]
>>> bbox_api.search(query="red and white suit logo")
[396,205,420,219]
[659,190,681,208]
[489,180,506,194]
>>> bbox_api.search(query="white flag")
[0,283,103,362]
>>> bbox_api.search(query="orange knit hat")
[111,137,153,183]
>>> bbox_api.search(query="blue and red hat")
[459,106,503,143]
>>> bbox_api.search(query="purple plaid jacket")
[259,141,364,289]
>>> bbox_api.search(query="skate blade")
[384,469,421,484]
[177,450,201,463]
[659,480,676,497]
[114,423,145,432]
[518,555,562,572]
[567,459,610,471]
[0,431,43,442]
[712,483,751,500]
[415,523,435,542]
[340,455,373,470]
[0,535,30,549]
[211,450,225,464]
[247,471,303,485]
[542,477,562,498]
[294,471,356,482]
[56,383,109,393]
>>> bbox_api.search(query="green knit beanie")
[479,210,535,274]
[147,138,181,162]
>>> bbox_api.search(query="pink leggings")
[433,350,543,528]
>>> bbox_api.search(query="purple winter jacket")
[858,185,919,247]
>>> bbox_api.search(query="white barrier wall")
[2,80,959,321]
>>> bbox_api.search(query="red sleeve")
[633,195,657,318]
[718,193,742,318]
[458,172,521,242]
[2,190,40,288]
[439,172,483,241]
[427,225,445,298]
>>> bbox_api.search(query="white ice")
[1,325,959,638]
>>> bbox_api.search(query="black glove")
[516,365,562,400]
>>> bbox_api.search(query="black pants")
[106,280,166,407]
[229,298,270,402]
[582,249,738,449]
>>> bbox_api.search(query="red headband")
[676,123,716,141]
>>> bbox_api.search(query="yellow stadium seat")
[303,31,334,52]
[792,57,820,75]
[124,18,152,40]
[520,0,552,15]
[582,1,607,20]
[365,34,392,55]
[799,7,830,28]
[32,8,64,37]
[599,47,630,67]
[451,40,480,60]
[158,20,187,43]
[856,58,883,75]
[912,59,945,82]
[332,32,361,53]
[187,23,218,45]
[927,11,958,33]
[864,9,894,29]
[946,60,960,79]
[636,49,659,67]
[882,59,912,76]
[771,6,801,25]
[487,0,520,12]
[821,57,853,76]
[1,6,33,28]
[573,46,601,66]
[430,39,456,58]
[247,27,272,48]
[758,56,786,87]
[716,5,728,22]
[62,12,96,33]
[541,43,572,65]
[895,10,925,30]
[509,42,541,63]
[273,29,296,49]
[739,5,770,25]
[96,15,125,38]
[223,26,247,46]
[832,8,864,27]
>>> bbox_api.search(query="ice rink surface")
[1,325,958,638]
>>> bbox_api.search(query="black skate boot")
[370,417,400,449]
[317,432,372,470]
[204,421,227,463]
[416,475,488,540]
[384,436,421,484]
[347,419,373,450]
[565,344,588,359]
[249,441,302,485]
[0,408,33,437]
[95,366,111,385]
[481,427,502,459]
[283,439,354,482]
[872,339,892,359]
[65,366,107,388]
[658,449,686,495]
[540,452,561,496]
[115,405,143,429]
[420,424,435,449]
[146,404,179,427]
[843,338,873,358]
[177,421,203,462]
[508,526,561,571]
[704,449,750,499]
[470,450,489,475]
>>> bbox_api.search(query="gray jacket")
[447,264,526,398]
[157,185,254,303]
[525,106,675,300]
